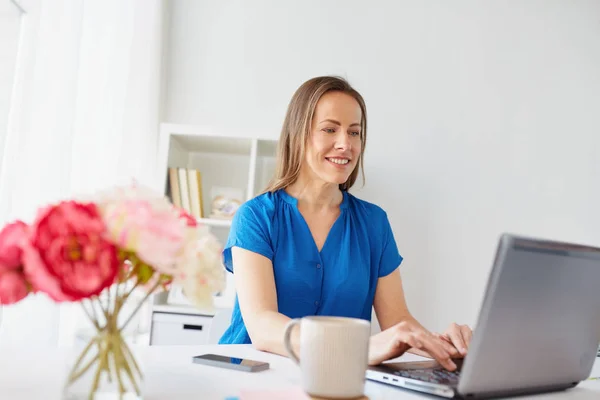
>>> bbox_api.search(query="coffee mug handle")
[283,318,301,365]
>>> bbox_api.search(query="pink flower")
[96,184,187,275]
[23,201,119,302]
[177,224,225,309]
[0,270,30,305]
[178,209,197,227]
[0,220,29,271]
[0,220,33,304]
[95,183,225,309]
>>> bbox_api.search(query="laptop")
[366,233,600,399]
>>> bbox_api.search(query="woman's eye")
[351,131,360,136]
[323,128,336,133]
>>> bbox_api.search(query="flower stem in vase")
[65,284,146,400]
[67,335,100,384]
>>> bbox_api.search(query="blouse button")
[315,301,319,306]
[316,263,321,269]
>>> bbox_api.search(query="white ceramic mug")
[283,316,371,399]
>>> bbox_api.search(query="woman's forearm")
[250,310,301,358]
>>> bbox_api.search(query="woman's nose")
[335,132,351,150]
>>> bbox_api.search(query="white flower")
[176,224,226,310]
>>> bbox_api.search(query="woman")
[218,76,472,371]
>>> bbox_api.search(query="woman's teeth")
[327,158,349,165]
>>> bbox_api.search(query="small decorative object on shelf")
[209,186,244,220]
[0,182,225,399]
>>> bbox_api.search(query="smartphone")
[192,354,270,372]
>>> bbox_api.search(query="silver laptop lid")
[458,234,600,397]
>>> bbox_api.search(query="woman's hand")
[438,322,473,357]
[368,319,461,371]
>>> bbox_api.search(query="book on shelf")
[167,167,245,221]
[187,169,204,219]
[167,167,205,218]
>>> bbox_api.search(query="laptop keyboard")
[393,366,461,385]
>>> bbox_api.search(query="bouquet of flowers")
[0,183,225,399]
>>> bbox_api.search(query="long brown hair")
[264,76,367,193]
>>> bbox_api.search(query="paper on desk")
[236,387,309,400]
[235,387,369,400]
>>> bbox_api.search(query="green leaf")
[136,263,153,284]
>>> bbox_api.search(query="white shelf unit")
[149,123,278,345]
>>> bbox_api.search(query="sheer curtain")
[0,0,23,167]
[0,0,165,347]
[0,0,25,339]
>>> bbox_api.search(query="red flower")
[23,201,119,301]
[0,220,28,271]
[0,221,31,304]
[0,270,29,305]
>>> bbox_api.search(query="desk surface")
[0,344,598,400]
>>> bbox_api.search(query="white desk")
[0,344,598,399]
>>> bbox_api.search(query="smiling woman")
[217,76,472,371]
[265,77,367,194]
[305,92,363,188]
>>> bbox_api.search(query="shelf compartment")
[197,218,232,228]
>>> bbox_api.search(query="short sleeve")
[222,201,274,273]
[378,212,403,277]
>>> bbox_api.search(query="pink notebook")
[239,387,310,400]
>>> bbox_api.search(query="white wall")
[163,0,600,332]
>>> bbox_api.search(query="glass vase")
[63,324,144,400]
[62,282,152,400]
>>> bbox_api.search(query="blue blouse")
[218,189,403,345]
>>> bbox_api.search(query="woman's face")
[304,91,362,187]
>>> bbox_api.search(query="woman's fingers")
[375,320,463,370]
[391,330,421,353]
[461,325,473,348]
[396,321,457,370]
[418,333,457,371]
[435,333,462,358]
[445,324,468,356]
